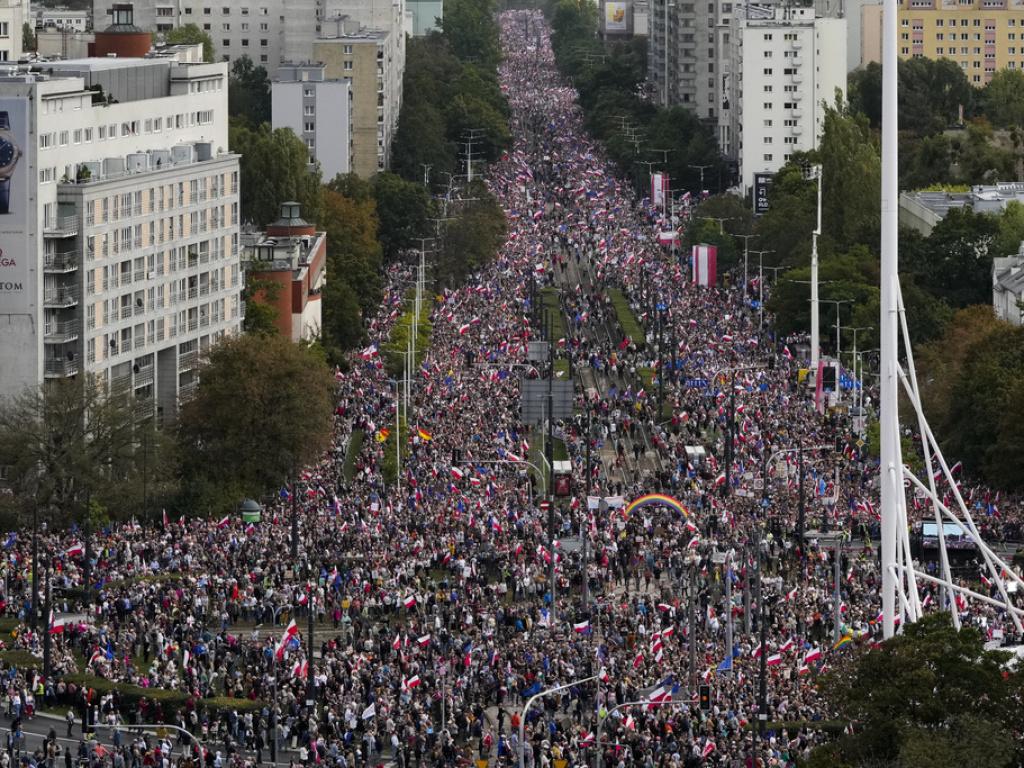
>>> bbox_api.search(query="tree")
[176,334,334,510]
[820,98,881,251]
[899,57,974,135]
[436,184,506,287]
[229,56,271,128]
[229,123,323,227]
[319,187,383,316]
[242,274,282,336]
[370,173,435,262]
[164,24,215,63]
[753,162,817,268]
[321,278,365,358]
[981,68,1024,129]
[906,205,998,307]
[442,0,501,68]
[807,613,1024,768]
[847,58,973,135]
[22,22,35,53]
[0,377,165,525]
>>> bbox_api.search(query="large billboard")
[605,1,628,32]
[753,171,773,216]
[0,97,31,314]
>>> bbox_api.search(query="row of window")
[162,5,273,15]
[38,112,216,152]
[903,17,1019,27]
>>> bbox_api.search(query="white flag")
[361,703,376,720]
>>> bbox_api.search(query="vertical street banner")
[691,244,717,287]
[651,172,669,210]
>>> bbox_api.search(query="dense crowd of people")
[0,10,1022,768]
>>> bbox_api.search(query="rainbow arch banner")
[623,493,689,518]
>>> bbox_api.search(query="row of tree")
[848,58,1024,188]
[391,0,510,188]
[673,91,1024,487]
[0,335,335,527]
[545,0,727,198]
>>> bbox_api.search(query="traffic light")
[452,448,463,464]
[821,364,837,391]
[699,685,711,711]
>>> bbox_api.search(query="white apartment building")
[32,5,90,31]
[272,62,352,179]
[0,0,28,62]
[723,4,846,194]
[0,56,242,423]
[93,0,410,77]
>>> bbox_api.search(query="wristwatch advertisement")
[0,110,21,215]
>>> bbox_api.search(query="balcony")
[134,397,156,419]
[44,358,80,378]
[178,379,199,403]
[43,251,79,273]
[44,320,80,344]
[135,369,156,389]
[44,216,79,238]
[178,349,199,371]
[43,287,79,308]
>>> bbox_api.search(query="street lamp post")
[734,234,757,296]
[749,249,774,329]
[518,675,599,768]
[806,164,823,379]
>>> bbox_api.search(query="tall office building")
[0,52,242,422]
[723,4,846,193]
[272,62,352,180]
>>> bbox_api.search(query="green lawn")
[342,429,364,484]
[608,288,646,349]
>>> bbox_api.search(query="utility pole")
[308,588,316,703]
[291,475,299,560]
[725,553,734,670]
[463,128,485,184]
[833,534,844,643]
[688,163,714,196]
[688,559,697,694]
[697,215,735,235]
[797,446,806,558]
[743,545,751,635]
[546,313,556,623]
[808,164,823,381]
[734,234,757,297]
[749,249,774,329]
[420,163,432,188]
[583,412,591,609]
[757,536,767,738]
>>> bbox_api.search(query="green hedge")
[743,719,847,735]
[540,287,568,344]
[342,429,365,484]
[384,290,433,378]
[0,650,42,668]
[608,288,645,350]
[381,414,409,487]
[57,674,263,718]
